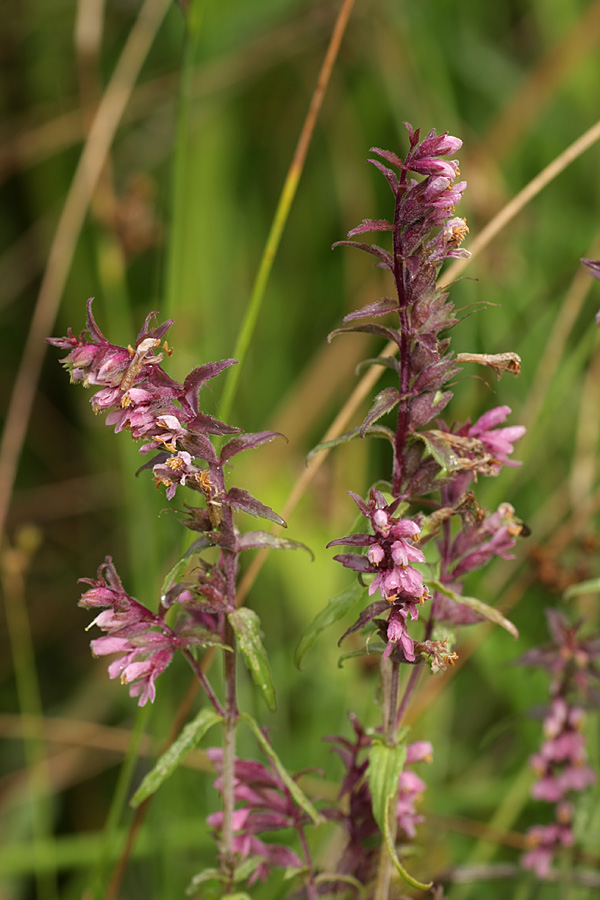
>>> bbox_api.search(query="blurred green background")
[1,0,600,897]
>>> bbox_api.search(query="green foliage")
[130,708,223,808]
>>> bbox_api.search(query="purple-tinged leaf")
[368,158,400,193]
[327,533,373,548]
[360,387,400,437]
[237,531,313,557]
[339,600,389,644]
[183,359,237,394]
[369,147,404,169]
[184,432,218,463]
[225,487,285,527]
[348,219,394,237]
[229,609,276,712]
[328,322,401,347]
[332,240,393,271]
[295,581,366,669]
[355,355,401,376]
[408,390,452,429]
[220,430,283,463]
[343,298,398,324]
[411,357,458,393]
[430,579,518,639]
[137,308,173,343]
[186,413,240,436]
[130,708,223,807]
[332,553,372,573]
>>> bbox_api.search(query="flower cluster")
[323,714,432,886]
[519,609,600,877]
[328,489,429,661]
[79,557,181,705]
[206,749,306,885]
[49,303,303,708]
[323,124,524,664]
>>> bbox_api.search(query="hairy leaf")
[360,387,400,436]
[130,708,222,807]
[229,608,276,712]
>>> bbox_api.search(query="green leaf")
[228,608,276,712]
[382,799,433,891]
[413,430,461,476]
[294,581,366,669]
[240,713,323,826]
[430,580,518,639]
[564,578,600,600]
[306,424,395,462]
[367,741,407,833]
[130,708,222,808]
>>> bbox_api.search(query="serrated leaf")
[360,387,400,436]
[294,581,366,669]
[240,713,323,825]
[368,741,407,833]
[413,430,461,476]
[430,580,518,639]
[228,608,276,712]
[131,708,223,807]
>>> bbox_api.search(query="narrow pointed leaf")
[328,322,401,346]
[220,430,283,463]
[430,580,518,638]
[360,387,400,436]
[240,713,323,825]
[332,240,393,270]
[237,531,313,557]
[130,708,223,807]
[368,740,407,833]
[383,799,433,891]
[348,218,393,236]
[228,608,276,712]
[307,424,395,463]
[563,577,600,601]
[225,487,285,526]
[295,581,366,669]
[342,298,397,323]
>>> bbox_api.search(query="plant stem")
[220,614,238,884]
[182,649,224,716]
[374,656,401,900]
